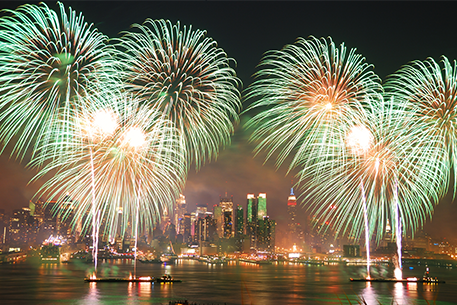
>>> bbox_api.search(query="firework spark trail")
[394,177,402,280]
[30,91,186,245]
[89,146,98,270]
[0,2,118,162]
[115,19,241,169]
[85,108,119,272]
[301,96,444,243]
[385,56,457,198]
[245,36,382,176]
[360,179,370,279]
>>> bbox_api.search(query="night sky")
[1,1,457,243]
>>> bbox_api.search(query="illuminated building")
[287,188,304,246]
[219,194,234,238]
[9,207,33,244]
[257,193,267,219]
[245,193,275,252]
[257,216,276,251]
[235,204,246,251]
[164,223,176,242]
[287,188,297,235]
[246,194,257,250]
[343,245,361,257]
[246,194,255,223]
[174,194,187,235]
[235,204,244,236]
[213,205,223,237]
[183,213,192,243]
[196,213,217,243]
[0,208,6,244]
[196,203,208,218]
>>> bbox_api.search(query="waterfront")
[1,259,457,304]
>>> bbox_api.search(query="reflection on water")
[360,282,378,304]
[140,282,152,298]
[1,261,457,304]
[393,282,407,304]
[81,282,100,305]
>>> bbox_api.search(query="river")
[0,259,456,304]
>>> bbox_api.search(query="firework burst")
[245,36,382,176]
[115,19,241,169]
[0,2,117,161]
[385,56,457,197]
[302,96,444,242]
[31,91,186,240]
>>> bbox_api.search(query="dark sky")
[1,1,457,243]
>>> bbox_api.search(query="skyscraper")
[257,193,267,219]
[257,216,276,251]
[246,194,257,249]
[219,194,234,238]
[213,205,223,237]
[288,188,297,236]
[246,194,256,223]
[235,204,244,236]
[174,194,187,235]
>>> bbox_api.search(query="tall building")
[174,194,187,235]
[257,216,276,251]
[245,193,275,252]
[196,213,217,243]
[235,205,244,237]
[219,194,234,238]
[287,188,297,233]
[234,204,245,252]
[0,209,7,244]
[213,205,223,237]
[246,194,256,223]
[246,194,257,250]
[183,213,192,243]
[257,193,267,219]
[287,188,304,246]
[9,207,35,244]
[196,203,208,218]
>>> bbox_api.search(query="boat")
[161,253,178,263]
[350,277,445,283]
[161,241,178,263]
[84,276,155,283]
[139,258,163,264]
[40,245,60,263]
[155,274,182,283]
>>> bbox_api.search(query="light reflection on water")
[1,260,457,304]
[81,282,100,305]
[360,282,378,304]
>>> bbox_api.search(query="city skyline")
[1,1,457,244]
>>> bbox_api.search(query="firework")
[384,56,457,197]
[0,2,117,161]
[115,19,241,169]
[245,36,382,175]
[31,91,187,244]
[302,96,444,242]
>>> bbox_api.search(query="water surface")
[0,259,456,304]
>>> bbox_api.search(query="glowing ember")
[394,268,403,280]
